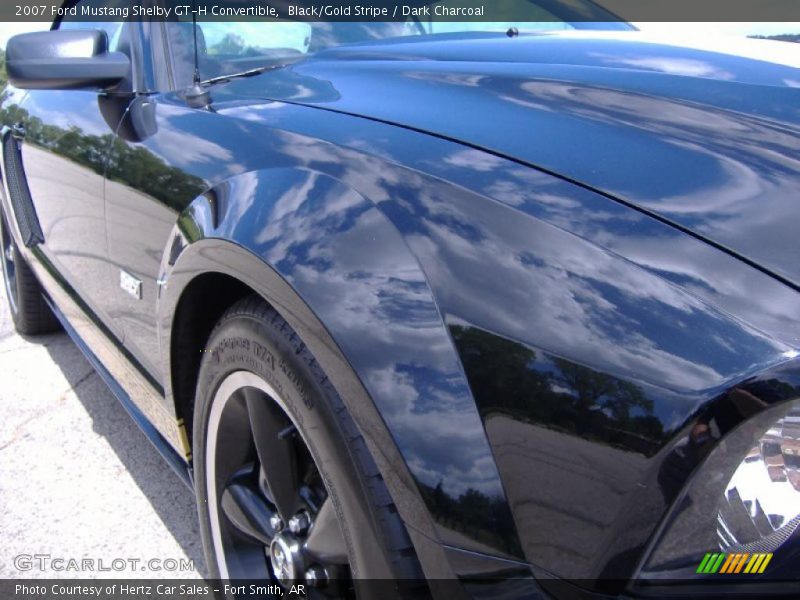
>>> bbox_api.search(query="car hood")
[220,32,800,287]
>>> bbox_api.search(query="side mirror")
[6,29,130,91]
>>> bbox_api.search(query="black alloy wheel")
[193,297,423,598]
[205,371,352,595]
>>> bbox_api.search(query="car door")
[102,19,300,383]
[103,19,312,382]
[14,13,127,339]
[103,20,207,383]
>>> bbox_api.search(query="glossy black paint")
[2,20,800,595]
[228,33,800,288]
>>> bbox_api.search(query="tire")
[0,208,59,335]
[193,296,423,597]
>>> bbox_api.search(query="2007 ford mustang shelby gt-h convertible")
[1,2,800,597]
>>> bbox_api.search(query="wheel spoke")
[244,387,304,523]
[304,498,348,565]
[210,374,353,589]
[220,470,278,546]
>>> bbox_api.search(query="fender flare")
[156,167,522,571]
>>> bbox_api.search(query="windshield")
[167,0,632,87]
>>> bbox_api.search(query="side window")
[166,21,312,89]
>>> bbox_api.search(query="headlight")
[717,407,800,555]
[635,398,800,586]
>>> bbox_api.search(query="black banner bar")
[3,0,800,22]
[3,578,800,599]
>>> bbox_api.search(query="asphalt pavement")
[0,282,205,579]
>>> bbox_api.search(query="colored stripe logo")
[696,552,772,574]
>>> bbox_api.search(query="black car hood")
[222,32,800,287]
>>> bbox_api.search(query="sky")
[0,23,50,47]
[0,21,799,49]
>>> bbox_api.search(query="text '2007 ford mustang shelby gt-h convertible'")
[2,2,800,598]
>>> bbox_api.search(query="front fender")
[157,167,523,565]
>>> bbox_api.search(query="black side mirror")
[6,29,130,91]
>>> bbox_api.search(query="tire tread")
[14,254,59,335]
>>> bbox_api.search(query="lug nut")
[288,512,311,535]
[305,565,328,588]
[269,514,283,532]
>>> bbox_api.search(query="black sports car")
[2,2,800,598]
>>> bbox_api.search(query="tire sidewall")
[193,312,395,585]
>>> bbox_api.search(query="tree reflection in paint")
[419,479,521,555]
[451,324,666,455]
[0,103,205,211]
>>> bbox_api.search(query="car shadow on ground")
[42,330,208,577]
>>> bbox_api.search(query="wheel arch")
[156,167,505,576]
[167,270,252,445]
